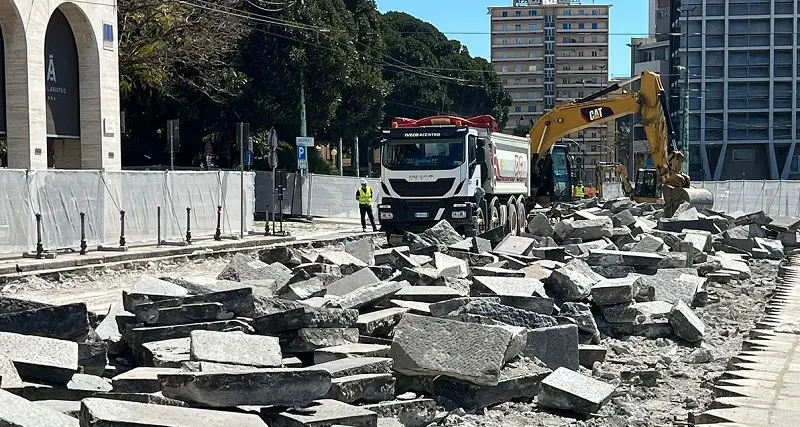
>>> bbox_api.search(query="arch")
[0,0,35,168]
[46,2,102,168]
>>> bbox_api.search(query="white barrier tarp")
[0,170,35,253]
[165,172,223,241]
[103,171,165,245]
[219,171,256,235]
[307,174,383,219]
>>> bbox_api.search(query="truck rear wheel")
[507,196,518,236]
[516,196,527,234]
[488,197,502,230]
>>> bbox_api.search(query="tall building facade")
[670,0,799,181]
[489,0,612,185]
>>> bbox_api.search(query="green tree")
[615,120,631,168]
[512,124,531,137]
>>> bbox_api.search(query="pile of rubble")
[0,197,790,426]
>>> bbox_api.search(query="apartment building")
[670,0,799,181]
[488,0,611,185]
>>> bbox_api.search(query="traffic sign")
[268,128,278,150]
[297,145,308,170]
[245,150,254,166]
[296,137,314,147]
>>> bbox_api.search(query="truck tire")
[488,197,502,230]
[506,196,518,236]
[516,196,527,234]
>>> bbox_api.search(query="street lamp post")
[626,41,642,175]
[679,6,698,175]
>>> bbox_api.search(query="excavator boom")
[528,70,713,215]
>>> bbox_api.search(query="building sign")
[0,26,6,136]
[103,23,114,51]
[44,9,80,138]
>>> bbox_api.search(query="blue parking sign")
[297,145,308,170]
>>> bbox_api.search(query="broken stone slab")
[0,331,78,384]
[522,324,579,371]
[669,300,705,343]
[375,246,409,265]
[494,235,538,257]
[546,259,602,302]
[633,316,673,338]
[0,296,52,314]
[134,288,255,324]
[18,374,109,401]
[0,355,23,390]
[601,300,673,324]
[253,301,358,334]
[519,264,553,282]
[331,281,407,310]
[125,320,253,351]
[280,328,360,353]
[559,303,600,343]
[527,213,554,237]
[160,368,332,407]
[190,330,281,367]
[529,247,566,262]
[122,277,191,312]
[578,344,607,367]
[399,267,443,287]
[591,276,638,306]
[0,302,89,341]
[141,338,191,368]
[472,276,546,297]
[721,226,756,252]
[139,303,235,327]
[433,252,469,278]
[278,278,327,301]
[163,275,278,298]
[34,400,81,418]
[312,357,393,378]
[658,218,721,234]
[355,308,409,337]
[217,253,292,285]
[324,373,395,404]
[631,234,665,253]
[755,237,785,260]
[387,300,431,316]
[346,238,376,266]
[94,301,127,352]
[259,246,302,266]
[429,297,501,318]
[390,314,524,386]
[493,295,555,315]
[317,251,369,273]
[611,210,635,228]
[471,266,526,278]
[388,249,421,270]
[432,357,551,410]
[586,249,663,268]
[446,250,498,267]
[710,253,752,279]
[263,399,378,427]
[80,397,267,426]
[448,299,557,329]
[537,367,615,416]
[655,252,689,269]
[418,220,463,247]
[362,399,436,427]
[112,367,184,393]
[560,217,613,242]
[392,286,466,303]
[683,230,712,252]
[0,389,78,426]
[314,343,391,364]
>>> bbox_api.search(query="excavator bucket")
[662,185,714,217]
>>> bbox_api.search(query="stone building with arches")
[0,0,120,169]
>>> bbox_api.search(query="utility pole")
[681,6,696,175]
[354,136,360,178]
[300,82,307,138]
[338,137,343,175]
[626,42,641,175]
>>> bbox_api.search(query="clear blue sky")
[376,0,649,79]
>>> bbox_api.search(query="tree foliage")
[117,0,511,170]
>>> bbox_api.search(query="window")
[514,106,522,112]
[732,149,755,162]
[591,23,598,29]
[515,10,521,17]
[515,65,522,72]
[501,52,509,58]
[514,79,521,84]
[563,37,571,43]
[502,11,507,17]
[515,24,522,31]
[562,23,571,29]
[528,65,537,71]
[578,92,584,97]
[563,64,571,70]
[501,66,509,72]
[528,106,536,112]
[530,24,538,30]
[502,39,508,44]
[516,38,522,44]
[579,9,585,15]
[578,51,584,57]
[592,9,598,15]
[562,78,568,84]
[578,23,585,29]
[591,50,598,57]
[529,10,537,16]
[563,9,571,15]
[563,91,572,97]
[592,36,598,42]
[502,24,508,31]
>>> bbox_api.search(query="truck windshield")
[382,138,465,170]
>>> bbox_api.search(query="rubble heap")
[0,198,789,426]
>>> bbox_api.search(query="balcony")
[492,15,543,21]
[497,69,545,75]
[491,42,544,48]
[557,27,608,33]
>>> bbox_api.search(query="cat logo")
[580,106,615,123]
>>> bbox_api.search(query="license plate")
[414,212,429,218]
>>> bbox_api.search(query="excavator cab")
[633,168,662,203]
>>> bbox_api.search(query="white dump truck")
[376,115,533,237]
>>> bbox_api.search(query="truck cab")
[377,117,484,235]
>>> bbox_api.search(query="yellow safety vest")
[575,185,584,197]
[358,186,373,205]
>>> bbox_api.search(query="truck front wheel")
[507,196,518,236]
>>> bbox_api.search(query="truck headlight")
[451,211,467,219]
[453,203,468,208]
[380,212,393,220]
[379,204,391,209]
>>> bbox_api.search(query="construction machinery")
[528,69,713,216]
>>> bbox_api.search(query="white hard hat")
[361,179,367,185]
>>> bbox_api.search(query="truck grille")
[389,178,455,197]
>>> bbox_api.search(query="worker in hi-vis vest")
[574,181,585,198]
[356,179,377,232]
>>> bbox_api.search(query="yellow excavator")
[528,70,713,216]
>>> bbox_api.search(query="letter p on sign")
[297,145,308,170]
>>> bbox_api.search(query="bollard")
[214,205,222,241]
[157,206,162,247]
[119,210,127,247]
[35,213,44,259]
[79,212,87,255]
[185,207,192,244]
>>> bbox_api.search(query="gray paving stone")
[448,299,557,329]
[253,302,358,334]
[217,253,292,285]
[125,320,252,350]
[519,264,553,282]
[601,300,673,324]
[134,288,255,324]
[326,268,381,297]
[333,281,407,309]
[529,247,567,262]
[472,276,547,297]
[669,300,706,343]
[0,355,23,389]
[317,251,369,272]
[494,235,538,257]
[311,357,394,378]
[0,389,78,426]
[546,259,602,302]
[190,330,282,367]
[0,302,89,341]
[528,213,554,237]
[280,278,327,301]
[578,344,607,367]
[375,246,409,265]
[434,252,469,278]
[495,295,555,315]
[429,297,501,318]
[122,275,190,312]
[264,399,378,427]
[638,269,700,305]
[388,249,421,269]
[313,343,391,364]
[390,314,524,386]
[591,276,638,306]
[472,266,526,277]
[0,331,78,383]
[160,368,332,407]
[522,324,579,371]
[80,397,267,426]
[586,249,663,268]
[388,300,431,315]
[34,400,81,418]
[346,238,376,266]
[112,367,184,393]
[537,367,615,416]
[560,302,600,343]
[324,373,395,404]
[141,338,191,368]
[355,308,409,336]
[281,328,360,353]
[632,234,665,252]
[95,301,127,351]
[362,398,436,427]
[392,286,466,303]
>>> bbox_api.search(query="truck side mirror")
[477,138,486,148]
